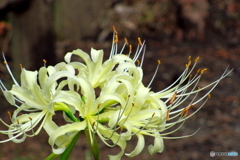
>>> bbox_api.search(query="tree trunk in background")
[54,0,109,41]
[9,0,55,76]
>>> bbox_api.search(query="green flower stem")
[54,102,79,122]
[45,103,80,160]
[85,130,99,160]
[59,131,82,160]
[45,153,60,160]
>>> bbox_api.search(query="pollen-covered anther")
[3,61,7,65]
[196,68,201,74]
[185,105,194,112]
[19,64,23,69]
[138,37,143,46]
[7,111,12,118]
[207,94,211,99]
[169,92,177,104]
[43,59,47,64]
[200,68,207,74]
[114,35,119,43]
[152,112,155,117]
[183,112,190,118]
[180,108,187,116]
[28,117,32,121]
[157,60,161,65]
[129,45,132,54]
[194,56,200,63]
[189,75,193,80]
[92,122,96,127]
[188,56,191,61]
[124,37,129,45]
[136,60,140,66]
[185,61,191,68]
[166,110,170,121]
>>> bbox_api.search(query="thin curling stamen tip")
[200,68,207,74]
[157,60,161,65]
[112,25,118,34]
[195,56,200,63]
[124,37,129,45]
[138,37,143,46]
[114,35,119,43]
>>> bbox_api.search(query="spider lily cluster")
[0,29,231,159]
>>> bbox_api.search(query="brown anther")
[185,61,191,68]
[138,37,143,46]
[200,68,207,74]
[189,75,193,79]
[114,35,119,43]
[92,122,95,127]
[128,95,130,98]
[194,56,200,63]
[196,68,201,74]
[43,59,47,64]
[136,60,140,66]
[157,60,161,65]
[7,111,11,117]
[19,64,23,69]
[169,92,177,104]
[112,25,118,34]
[17,119,20,124]
[166,110,170,121]
[183,112,190,118]
[181,108,187,116]
[152,112,155,117]
[207,94,211,99]
[3,61,7,65]
[185,105,194,112]
[124,37,129,45]
[129,45,132,53]
[132,103,134,107]
[29,117,32,120]
[97,104,100,109]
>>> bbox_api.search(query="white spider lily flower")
[0,59,80,146]
[0,28,232,160]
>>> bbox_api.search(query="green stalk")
[85,130,99,160]
[59,132,81,160]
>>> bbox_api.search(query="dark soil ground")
[0,34,239,160]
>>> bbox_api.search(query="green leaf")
[59,131,81,160]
